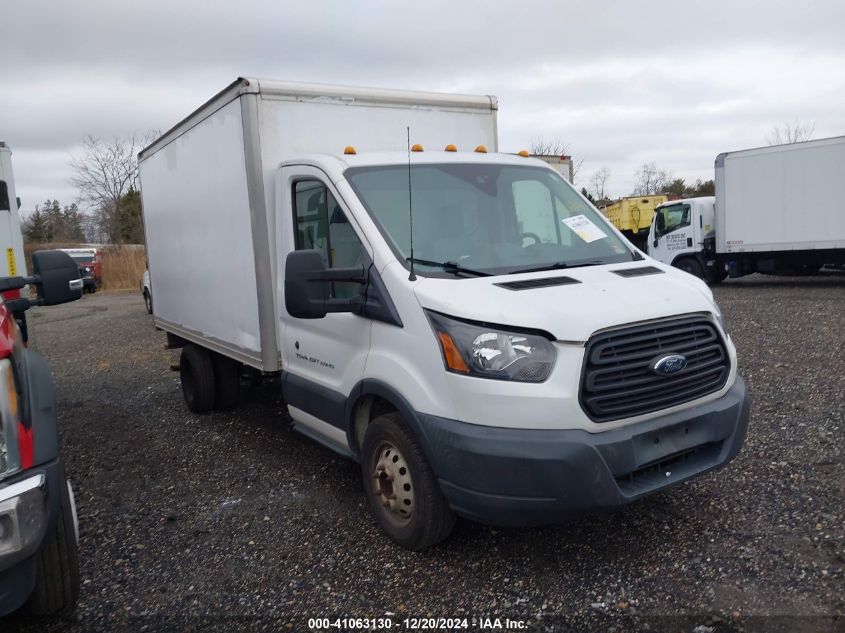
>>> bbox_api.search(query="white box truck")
[648,136,845,280]
[139,78,750,549]
[0,142,28,284]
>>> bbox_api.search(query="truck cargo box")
[138,78,498,371]
[715,135,845,254]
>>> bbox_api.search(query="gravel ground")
[4,273,844,633]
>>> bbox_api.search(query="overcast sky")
[2,0,845,214]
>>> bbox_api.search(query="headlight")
[426,311,557,382]
[0,359,21,478]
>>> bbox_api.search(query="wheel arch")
[345,380,433,466]
[26,352,61,466]
[670,252,705,268]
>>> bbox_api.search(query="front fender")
[26,352,60,466]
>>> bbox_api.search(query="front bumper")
[0,459,64,616]
[416,377,750,525]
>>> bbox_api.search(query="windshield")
[345,164,634,276]
[654,203,691,238]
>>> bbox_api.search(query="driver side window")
[293,180,364,299]
[656,204,691,237]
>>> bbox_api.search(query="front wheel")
[143,290,153,314]
[361,413,455,550]
[25,472,81,615]
[673,257,705,280]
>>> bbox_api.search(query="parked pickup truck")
[0,250,84,615]
[140,78,751,550]
[58,248,100,294]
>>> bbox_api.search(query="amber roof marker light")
[474,145,488,153]
[517,150,530,157]
[411,143,424,152]
[444,144,457,152]
[343,146,357,155]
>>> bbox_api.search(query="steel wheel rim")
[371,441,414,526]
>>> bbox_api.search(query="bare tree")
[529,135,570,157]
[767,121,815,145]
[632,162,671,196]
[589,167,611,202]
[528,135,584,183]
[70,131,157,242]
[71,134,144,211]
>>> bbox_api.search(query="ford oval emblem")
[651,354,688,376]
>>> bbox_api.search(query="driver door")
[276,165,373,448]
[650,203,692,264]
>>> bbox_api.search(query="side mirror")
[284,249,365,319]
[655,213,665,235]
[653,238,659,248]
[31,250,83,305]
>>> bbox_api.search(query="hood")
[413,263,717,342]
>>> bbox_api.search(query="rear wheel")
[361,413,455,550]
[673,257,705,280]
[25,470,81,615]
[212,354,240,409]
[180,344,215,413]
[707,267,728,285]
[793,263,822,276]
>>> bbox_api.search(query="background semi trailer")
[140,78,748,549]
[648,135,845,279]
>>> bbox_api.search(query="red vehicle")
[58,248,101,294]
[0,249,84,616]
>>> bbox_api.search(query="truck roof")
[655,196,714,208]
[281,151,556,183]
[715,134,845,166]
[140,77,498,161]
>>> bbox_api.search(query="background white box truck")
[648,135,845,280]
[0,142,28,283]
[140,78,749,549]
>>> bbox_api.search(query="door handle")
[687,237,693,247]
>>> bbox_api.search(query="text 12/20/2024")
[308,617,528,630]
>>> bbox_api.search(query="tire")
[25,471,81,615]
[361,413,455,550]
[673,257,705,280]
[212,354,240,409]
[180,344,216,413]
[793,263,822,276]
[143,290,153,314]
[707,267,728,286]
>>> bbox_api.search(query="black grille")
[495,276,580,290]
[580,316,729,422]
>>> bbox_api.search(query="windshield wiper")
[406,257,492,277]
[507,260,609,275]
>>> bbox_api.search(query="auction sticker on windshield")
[562,214,607,243]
